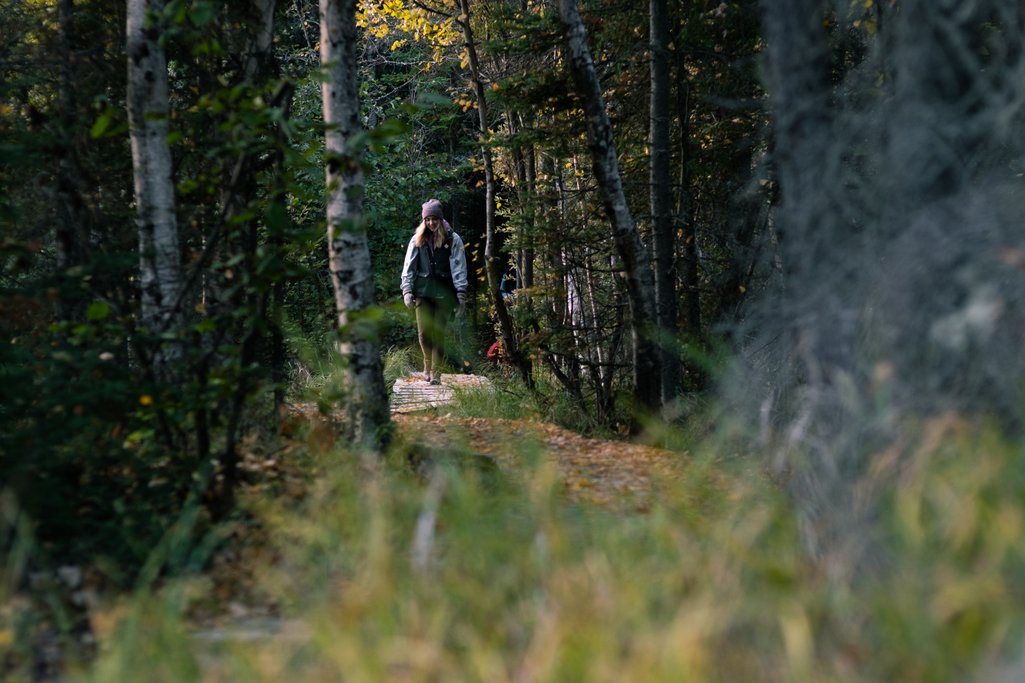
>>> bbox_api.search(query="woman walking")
[400,199,469,384]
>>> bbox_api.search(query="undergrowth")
[7,349,1025,682]
[58,413,1025,682]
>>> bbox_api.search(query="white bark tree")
[127,0,182,369]
[320,0,391,450]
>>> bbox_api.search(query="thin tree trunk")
[56,0,90,321]
[245,0,277,81]
[510,110,538,294]
[669,8,703,390]
[457,0,534,389]
[508,109,537,291]
[675,43,701,342]
[649,0,679,403]
[759,0,833,282]
[558,0,660,412]
[218,1,287,514]
[521,112,537,289]
[270,81,294,413]
[506,108,528,289]
[127,0,182,370]
[321,0,391,451]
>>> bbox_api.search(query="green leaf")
[86,301,111,321]
[194,318,217,333]
[266,202,289,236]
[90,113,112,139]
[416,91,455,107]
[188,1,215,26]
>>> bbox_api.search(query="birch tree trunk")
[320,0,391,451]
[558,0,660,411]
[457,0,534,390]
[127,0,182,369]
[649,0,680,403]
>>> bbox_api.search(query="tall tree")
[649,0,679,403]
[456,0,534,390]
[320,0,391,450]
[244,0,277,81]
[127,0,183,372]
[758,0,832,283]
[210,0,291,513]
[54,0,91,322]
[558,0,660,411]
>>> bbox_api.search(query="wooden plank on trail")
[390,374,493,414]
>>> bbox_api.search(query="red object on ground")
[486,339,504,362]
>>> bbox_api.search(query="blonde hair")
[414,219,445,249]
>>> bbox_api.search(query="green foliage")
[449,381,539,422]
[0,0,333,587]
[360,45,474,307]
[382,343,422,388]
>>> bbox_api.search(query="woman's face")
[425,216,442,232]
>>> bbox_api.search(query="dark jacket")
[400,226,469,300]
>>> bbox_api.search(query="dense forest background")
[1,0,769,569]
[4,0,1025,679]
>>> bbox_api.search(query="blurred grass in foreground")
[66,410,1025,683]
[0,339,1016,683]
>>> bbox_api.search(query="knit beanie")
[422,198,444,219]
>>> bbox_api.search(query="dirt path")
[164,407,692,662]
[284,400,687,509]
[392,414,685,509]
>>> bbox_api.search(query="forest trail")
[390,373,494,413]
[189,402,688,644]
[392,412,685,509]
[389,373,685,508]
[286,392,687,508]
